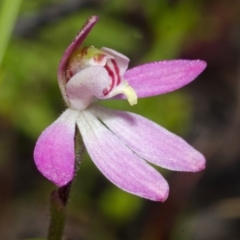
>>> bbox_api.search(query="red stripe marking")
[103,64,115,95]
[111,59,121,85]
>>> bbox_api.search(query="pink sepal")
[34,109,79,186]
[93,105,206,172]
[58,16,99,103]
[77,109,169,201]
[124,60,206,98]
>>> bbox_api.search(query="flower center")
[66,46,110,81]
[66,46,137,106]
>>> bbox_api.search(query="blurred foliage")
[0,0,22,65]
[0,0,214,239]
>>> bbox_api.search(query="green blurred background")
[1,0,240,239]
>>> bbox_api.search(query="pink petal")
[57,16,98,103]
[124,60,206,98]
[101,47,130,76]
[92,105,206,172]
[34,109,79,186]
[77,109,169,201]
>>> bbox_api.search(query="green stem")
[47,129,84,240]
[47,183,72,240]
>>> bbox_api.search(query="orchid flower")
[34,16,206,201]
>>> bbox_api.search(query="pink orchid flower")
[34,16,206,201]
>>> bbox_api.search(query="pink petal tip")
[34,109,78,186]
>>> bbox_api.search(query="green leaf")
[0,0,22,66]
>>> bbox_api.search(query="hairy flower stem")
[47,129,84,240]
[47,182,71,240]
